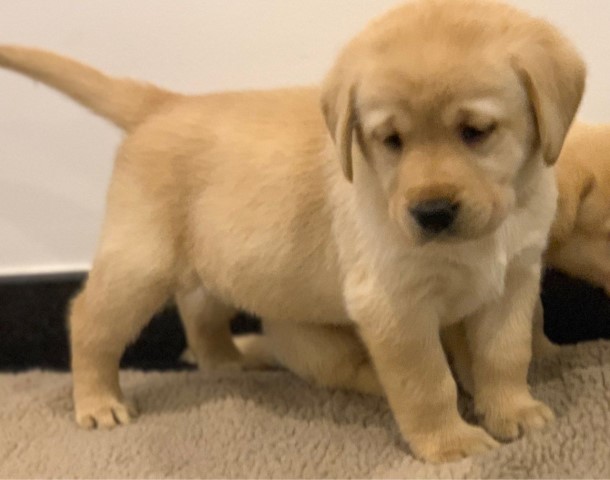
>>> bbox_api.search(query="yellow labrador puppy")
[0,0,585,463]
[547,123,610,293]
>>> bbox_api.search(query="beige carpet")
[1,341,609,479]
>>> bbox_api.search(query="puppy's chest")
[426,222,547,323]
[436,247,508,322]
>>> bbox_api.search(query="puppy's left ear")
[321,66,357,182]
[513,28,586,166]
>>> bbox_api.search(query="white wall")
[1,1,608,275]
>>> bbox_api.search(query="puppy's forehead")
[357,61,521,118]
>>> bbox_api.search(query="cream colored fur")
[0,0,585,463]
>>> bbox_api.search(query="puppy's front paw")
[75,396,138,429]
[411,422,499,463]
[478,397,555,440]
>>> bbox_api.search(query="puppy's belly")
[230,273,349,324]
[191,229,349,324]
[208,269,349,324]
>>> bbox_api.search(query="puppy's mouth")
[415,227,460,244]
[414,227,487,246]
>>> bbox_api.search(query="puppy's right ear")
[321,69,357,182]
[551,163,594,242]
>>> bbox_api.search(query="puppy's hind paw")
[75,396,138,429]
[233,334,278,370]
[180,348,198,365]
[183,347,246,372]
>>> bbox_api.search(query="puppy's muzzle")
[409,198,460,235]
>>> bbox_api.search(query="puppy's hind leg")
[176,287,243,371]
[70,251,173,429]
[70,164,179,430]
[255,322,383,396]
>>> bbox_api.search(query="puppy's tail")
[0,45,179,131]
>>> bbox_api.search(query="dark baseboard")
[0,271,260,372]
[0,269,608,372]
[541,269,610,344]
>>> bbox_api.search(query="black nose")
[409,199,460,234]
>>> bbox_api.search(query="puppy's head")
[322,0,585,244]
[547,124,610,293]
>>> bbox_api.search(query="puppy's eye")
[460,124,496,146]
[383,132,403,152]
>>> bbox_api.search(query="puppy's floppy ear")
[321,68,357,182]
[551,163,594,241]
[512,29,586,166]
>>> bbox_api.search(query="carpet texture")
[1,341,609,478]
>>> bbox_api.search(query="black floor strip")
[0,272,260,372]
[541,269,610,344]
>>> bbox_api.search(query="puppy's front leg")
[347,276,498,463]
[466,262,554,440]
